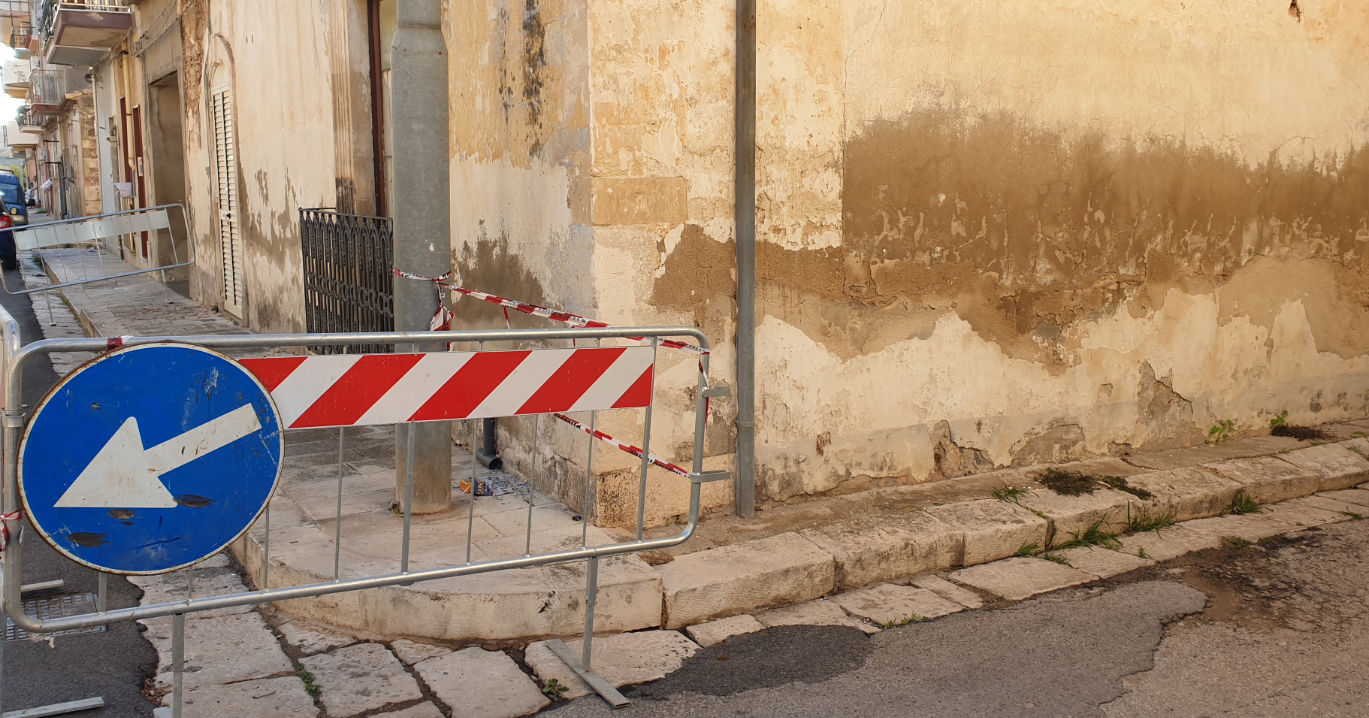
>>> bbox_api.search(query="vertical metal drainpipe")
[390,0,454,512]
[734,0,757,518]
[476,417,502,469]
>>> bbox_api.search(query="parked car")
[0,174,27,226]
[0,198,15,271]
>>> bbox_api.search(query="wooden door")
[132,105,148,258]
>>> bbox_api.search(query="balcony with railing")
[27,66,64,113]
[0,0,33,57]
[16,104,44,130]
[36,0,131,66]
[3,59,30,99]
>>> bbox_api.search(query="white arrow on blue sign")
[19,343,284,575]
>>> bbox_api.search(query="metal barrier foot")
[545,639,630,709]
[1,697,105,718]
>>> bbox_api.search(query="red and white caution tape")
[554,413,690,478]
[393,269,707,356]
[0,510,19,551]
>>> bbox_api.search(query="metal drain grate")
[5,593,105,641]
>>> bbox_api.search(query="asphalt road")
[0,215,159,717]
[553,520,1369,718]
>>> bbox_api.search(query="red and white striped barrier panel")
[392,269,706,356]
[240,346,655,430]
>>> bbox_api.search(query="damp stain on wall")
[715,103,1369,502]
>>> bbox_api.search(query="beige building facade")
[5,0,1366,531]
[443,0,1369,524]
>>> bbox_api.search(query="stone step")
[657,532,835,629]
[230,495,664,641]
[949,557,1092,602]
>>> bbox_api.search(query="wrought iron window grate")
[299,208,394,354]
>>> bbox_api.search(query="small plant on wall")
[1209,419,1236,444]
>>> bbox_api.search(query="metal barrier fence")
[299,208,394,354]
[1,324,727,715]
[0,204,194,317]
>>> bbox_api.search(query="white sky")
[0,44,25,123]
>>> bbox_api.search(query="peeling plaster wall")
[445,0,737,528]
[445,0,601,514]
[746,0,1369,501]
[454,0,1369,522]
[583,0,738,525]
[182,0,338,333]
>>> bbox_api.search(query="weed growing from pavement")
[542,679,570,696]
[1016,542,1041,557]
[1343,512,1363,520]
[1224,490,1263,516]
[1041,552,1073,567]
[882,613,926,629]
[1054,518,1122,550]
[1270,410,1289,429]
[1136,547,1150,560]
[1220,536,1253,549]
[293,664,322,699]
[1349,445,1367,457]
[1209,419,1236,444]
[1126,505,1177,534]
[993,485,1030,504]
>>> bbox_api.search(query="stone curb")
[652,442,1368,638]
[230,495,664,641]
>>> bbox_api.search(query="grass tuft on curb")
[1126,505,1177,535]
[993,485,1030,504]
[882,613,926,629]
[1224,490,1263,516]
[1053,518,1122,551]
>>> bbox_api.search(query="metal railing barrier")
[299,208,394,354]
[0,323,728,716]
[0,203,194,296]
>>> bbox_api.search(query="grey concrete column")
[391,0,452,513]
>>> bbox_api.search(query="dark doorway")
[148,73,190,292]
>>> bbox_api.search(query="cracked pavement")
[552,519,1369,718]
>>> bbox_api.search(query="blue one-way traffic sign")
[19,343,284,574]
